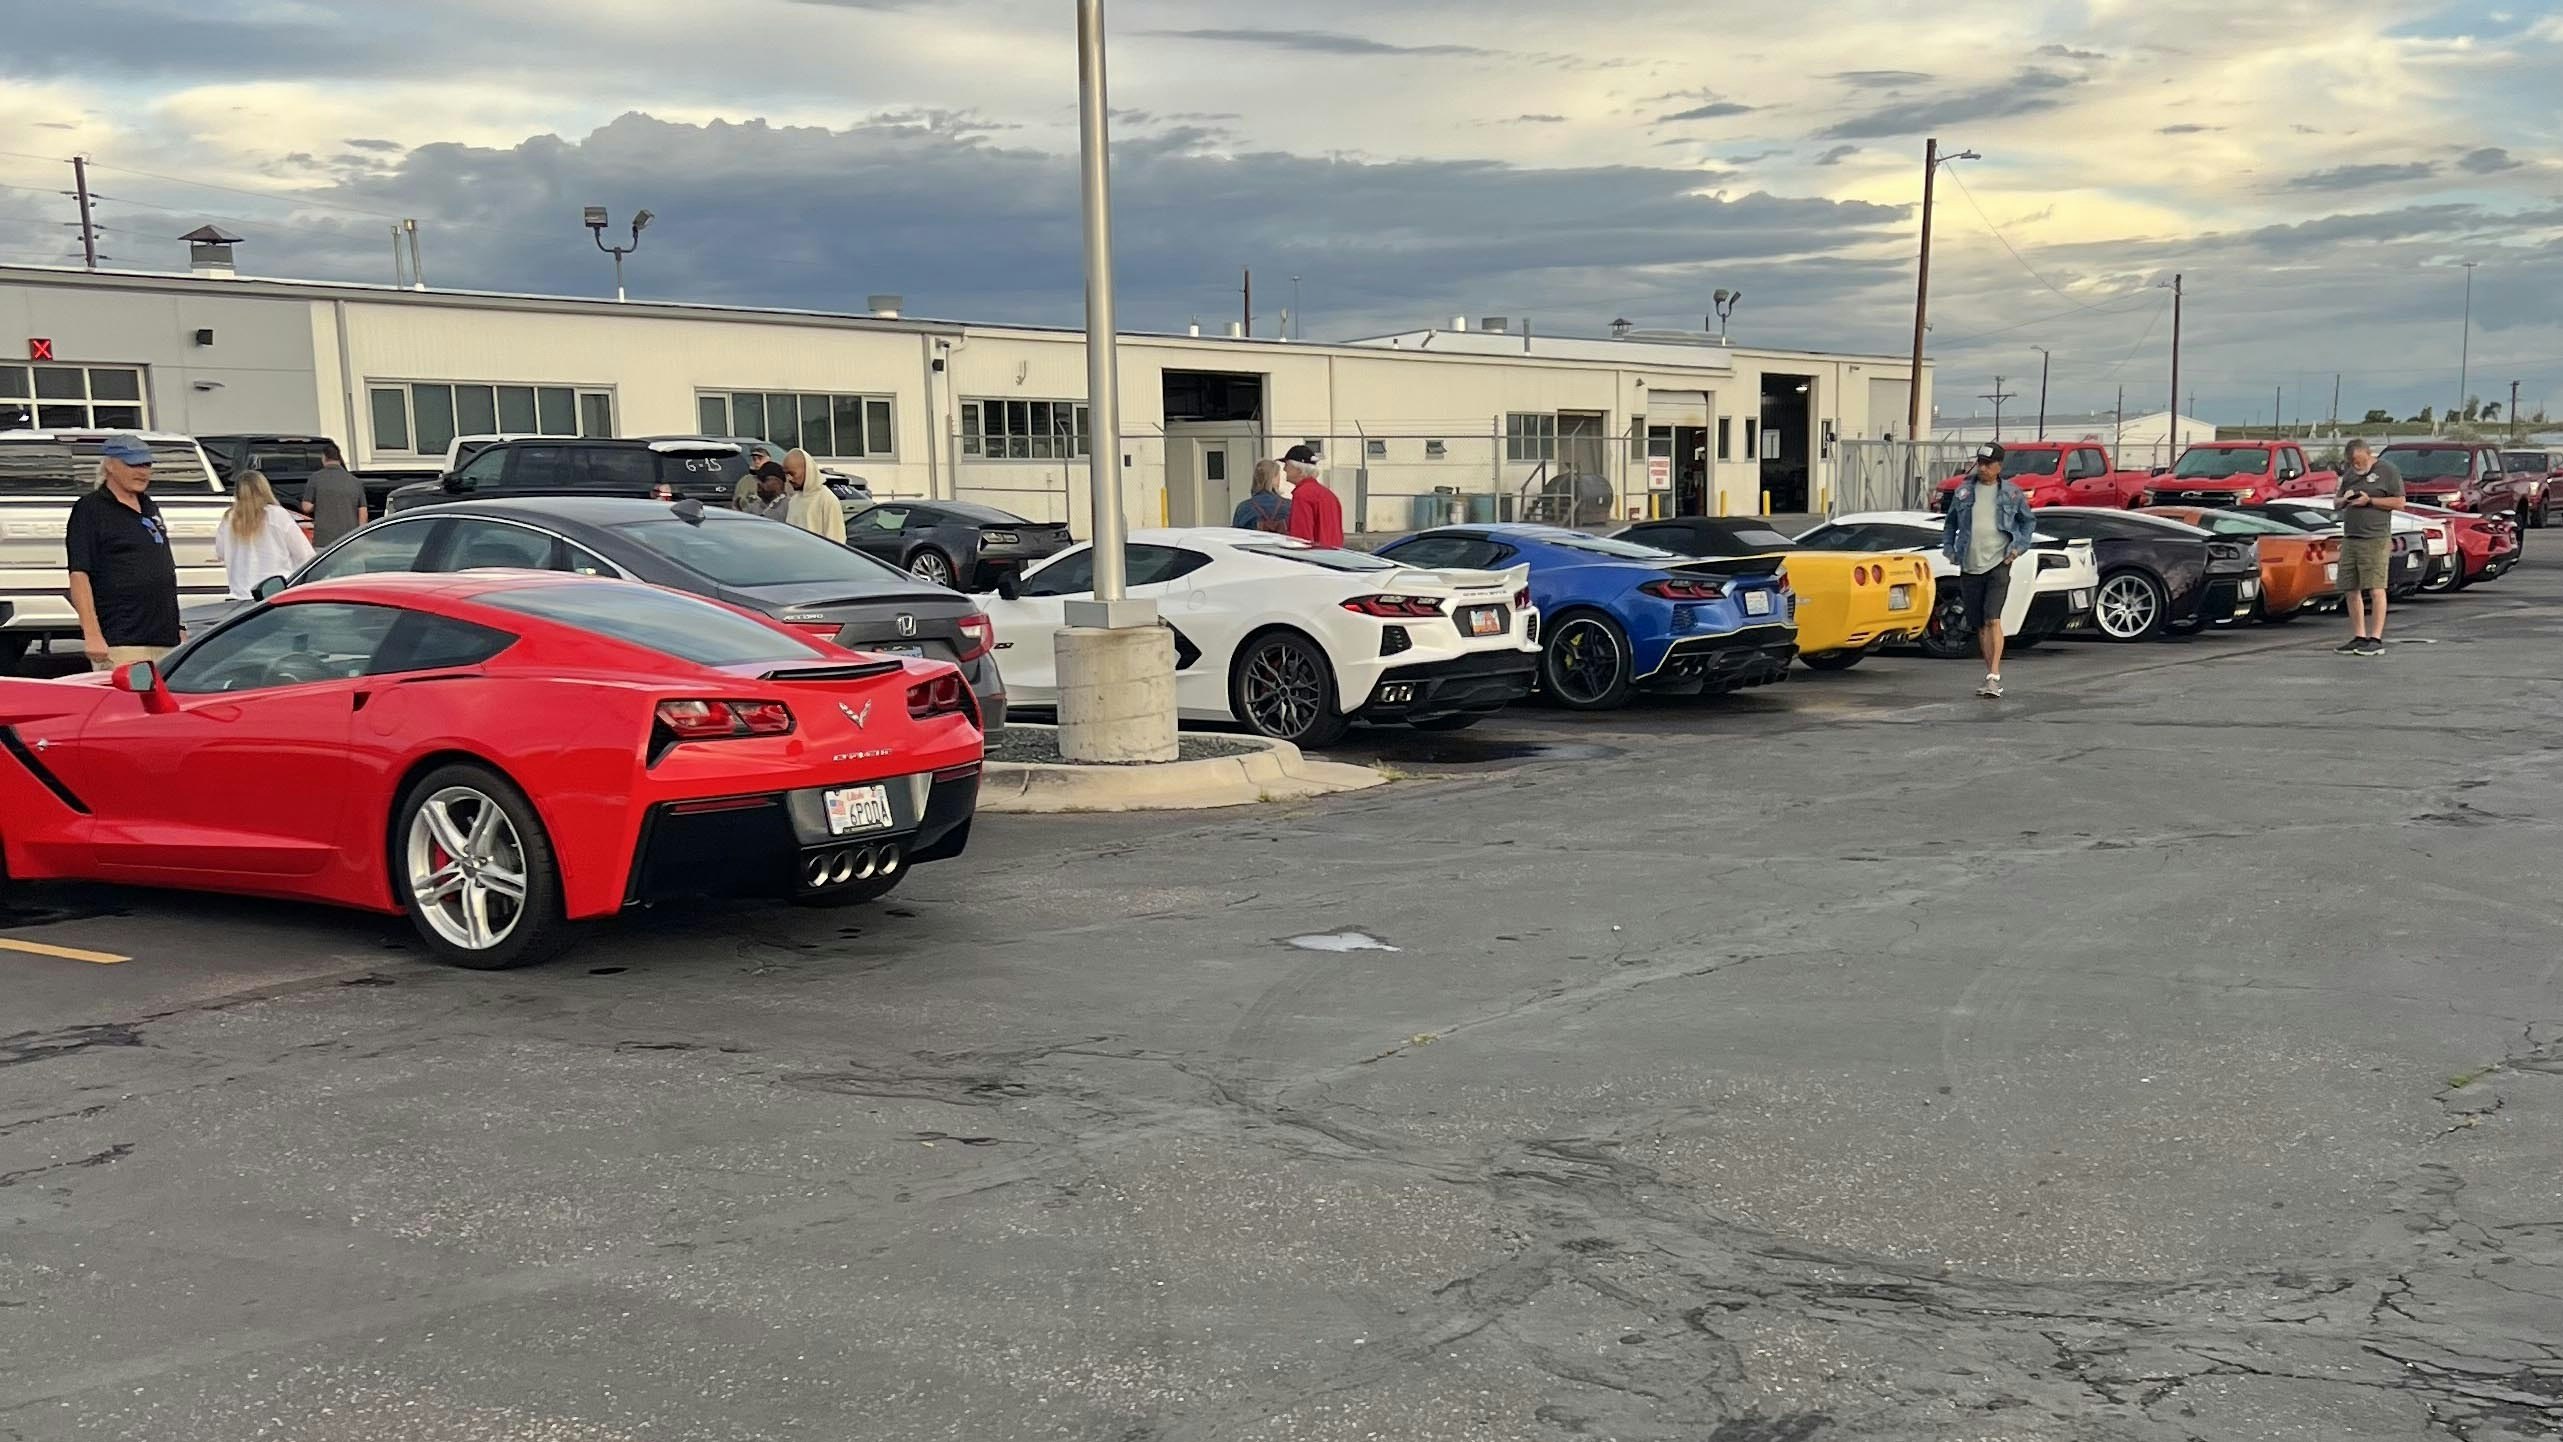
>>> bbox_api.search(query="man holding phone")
[2334,438,2403,657]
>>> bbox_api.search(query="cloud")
[1506,113,1568,124]
[1814,144,1859,165]
[2285,161,2440,190]
[2156,124,2222,135]
[1137,27,1493,58]
[1825,70,1934,85]
[1658,102,1757,123]
[343,137,403,152]
[1818,68,2079,139]
[2457,146,2521,174]
[2034,44,2108,60]
[1725,149,1790,164]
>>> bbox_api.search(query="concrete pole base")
[1055,625,1179,764]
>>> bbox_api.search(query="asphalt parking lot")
[6,560,2563,1441]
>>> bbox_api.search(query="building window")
[1365,438,1388,459]
[1505,412,1558,463]
[697,390,896,459]
[1717,417,1733,461]
[366,380,611,457]
[1425,439,1447,459]
[0,362,148,431]
[961,399,1090,460]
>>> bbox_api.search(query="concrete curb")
[980,726,1388,814]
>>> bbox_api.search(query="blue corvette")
[1377,525,1797,709]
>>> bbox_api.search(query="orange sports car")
[2140,506,2342,621]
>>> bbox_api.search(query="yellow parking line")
[0,937,129,965]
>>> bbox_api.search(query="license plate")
[874,643,925,657]
[2071,589,2094,610]
[1463,607,1504,637]
[1744,591,1773,616]
[1887,585,1914,612]
[824,784,894,836]
[2326,563,2339,582]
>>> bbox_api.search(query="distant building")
[1931,408,2217,467]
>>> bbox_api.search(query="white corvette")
[979,528,1541,746]
[1797,511,2100,657]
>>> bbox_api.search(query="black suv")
[384,437,748,514]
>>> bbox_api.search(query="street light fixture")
[585,205,651,302]
[1710,289,1742,342]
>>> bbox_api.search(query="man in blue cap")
[66,435,182,670]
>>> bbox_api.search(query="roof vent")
[1480,316,1510,334]
[182,224,243,280]
[867,293,904,319]
[1450,316,1469,332]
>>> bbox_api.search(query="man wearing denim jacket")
[1940,442,2037,698]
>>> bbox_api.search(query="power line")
[1931,293,2160,348]
[1940,169,2130,317]
[0,149,406,221]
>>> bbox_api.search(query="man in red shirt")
[1280,444,1345,546]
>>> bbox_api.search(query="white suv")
[0,430,229,671]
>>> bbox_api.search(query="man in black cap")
[1280,444,1344,547]
[1939,442,2035,698]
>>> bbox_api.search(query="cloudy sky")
[2,0,2558,425]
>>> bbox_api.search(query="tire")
[1229,629,1349,747]
[2537,495,2551,529]
[394,763,574,970]
[1538,610,1634,711]
[1800,649,1866,671]
[2092,569,2168,642]
[1918,593,1975,659]
[908,549,957,588]
[790,868,906,908]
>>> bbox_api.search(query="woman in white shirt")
[214,469,316,599]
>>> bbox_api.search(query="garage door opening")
[1760,374,1814,512]
[1164,370,1265,527]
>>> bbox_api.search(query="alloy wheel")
[1242,640,1326,739]
[910,551,955,587]
[2094,574,2160,640]
[1548,618,1625,704]
[405,786,529,953]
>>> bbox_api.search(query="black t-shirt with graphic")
[65,487,181,647]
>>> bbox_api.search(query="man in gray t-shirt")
[301,440,368,548]
[2333,438,2402,657]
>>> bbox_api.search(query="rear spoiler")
[1383,562,1531,594]
[1667,556,1780,580]
[757,661,906,682]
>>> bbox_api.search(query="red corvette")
[0,572,984,969]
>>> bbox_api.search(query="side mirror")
[252,574,289,600]
[994,573,1022,601]
[115,659,174,713]
[441,473,467,493]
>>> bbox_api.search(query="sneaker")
[2335,637,2367,654]
[1977,673,2004,698]
[2358,637,2387,656]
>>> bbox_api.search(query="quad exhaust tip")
[804,843,907,889]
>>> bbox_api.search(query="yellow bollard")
[1158,489,1169,526]
[1759,489,1772,517]
[1817,484,1829,513]
[1716,488,1729,516]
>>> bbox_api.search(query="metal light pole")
[2456,261,2477,422]
[2032,346,2051,439]
[2162,273,2183,447]
[585,206,651,302]
[1056,0,1176,763]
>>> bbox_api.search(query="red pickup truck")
[2152,441,2338,506]
[1932,439,2151,511]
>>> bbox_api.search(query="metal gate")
[1831,440,1977,516]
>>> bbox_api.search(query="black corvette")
[847,500,1072,590]
[2029,508,2260,642]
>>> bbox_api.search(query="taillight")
[651,483,676,500]
[1513,587,1531,610]
[908,672,969,719]
[788,620,843,642]
[1640,577,1727,601]
[654,699,795,741]
[955,612,995,662]
[1776,571,1794,596]
[1340,594,1446,618]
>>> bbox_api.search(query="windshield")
[611,516,914,587]
[2242,507,2331,532]
[479,583,824,667]
[2194,511,2301,536]
[2172,447,2272,479]
[2504,452,2548,473]
[1537,532,1690,562]
[1240,544,1401,572]
[2381,447,2474,481]
[1707,525,1799,553]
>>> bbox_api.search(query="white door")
[981,544,1213,711]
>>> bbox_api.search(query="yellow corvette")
[1612,517,1935,669]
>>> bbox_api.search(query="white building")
[0,258,1929,532]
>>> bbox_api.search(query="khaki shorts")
[91,644,173,674]
[2337,536,2392,593]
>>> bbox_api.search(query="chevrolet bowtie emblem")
[840,700,872,730]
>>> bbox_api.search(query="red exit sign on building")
[26,338,53,361]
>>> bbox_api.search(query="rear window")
[936,501,1031,525]
[0,438,214,496]
[2503,452,2549,472]
[611,516,912,587]
[2380,447,2475,480]
[1237,545,1401,572]
[477,582,825,667]
[1539,532,1688,562]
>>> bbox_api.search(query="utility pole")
[70,157,98,270]
[2274,385,2282,437]
[1981,376,2016,438]
[2330,373,2341,436]
[2033,346,2051,439]
[1291,274,1302,340]
[2114,385,2125,453]
[2165,272,2183,450]
[2457,261,2477,421]
[1241,268,1252,338]
[1904,138,1979,459]
[2512,379,2522,442]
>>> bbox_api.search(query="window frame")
[0,361,150,431]
[1505,412,1559,464]
[695,389,897,460]
[363,379,617,459]
[961,399,1091,461]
